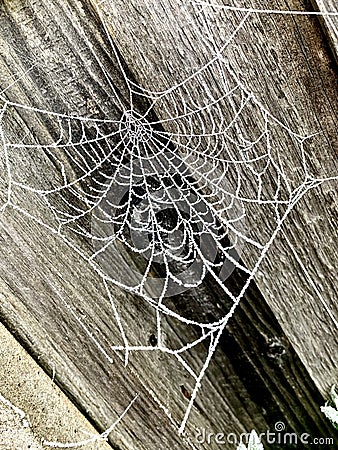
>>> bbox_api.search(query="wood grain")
[312,0,338,60]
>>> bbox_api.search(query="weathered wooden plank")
[312,0,338,59]
[0,322,112,449]
[0,0,337,449]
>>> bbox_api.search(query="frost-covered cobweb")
[0,0,337,436]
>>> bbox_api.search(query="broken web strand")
[0,0,336,438]
[42,394,139,448]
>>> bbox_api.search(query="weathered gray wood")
[0,0,337,449]
[313,0,338,60]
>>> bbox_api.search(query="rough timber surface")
[0,1,337,450]
[0,322,112,449]
[312,0,338,59]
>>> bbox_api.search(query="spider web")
[0,0,337,437]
